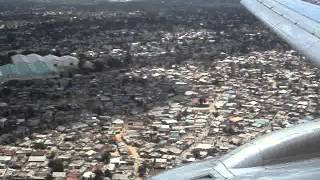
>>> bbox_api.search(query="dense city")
[0,0,320,179]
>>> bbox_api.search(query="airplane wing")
[150,120,320,180]
[241,0,320,66]
[150,1,320,179]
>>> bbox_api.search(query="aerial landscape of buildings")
[0,0,320,179]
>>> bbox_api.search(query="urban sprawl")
[0,0,319,179]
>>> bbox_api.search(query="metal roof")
[0,61,58,82]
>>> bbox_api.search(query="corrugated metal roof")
[11,54,79,68]
[0,61,58,82]
[0,53,80,82]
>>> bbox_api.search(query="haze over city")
[1,0,320,179]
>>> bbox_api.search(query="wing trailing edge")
[241,0,320,66]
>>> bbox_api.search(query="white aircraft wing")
[241,0,320,66]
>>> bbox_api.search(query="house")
[28,156,46,162]
[0,118,8,128]
[52,172,66,179]
[194,143,213,150]
[112,174,128,180]
[127,121,144,129]
[0,156,12,163]
[163,119,178,125]
[0,169,6,178]
[66,172,80,180]
[167,147,182,155]
[71,122,88,130]
[82,171,95,180]
[112,119,124,129]
[159,125,170,132]
[154,158,167,168]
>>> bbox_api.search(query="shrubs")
[48,159,64,172]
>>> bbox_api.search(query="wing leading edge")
[241,0,320,66]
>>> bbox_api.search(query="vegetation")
[48,159,64,172]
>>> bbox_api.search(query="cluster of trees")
[47,153,112,180]
[48,159,64,172]
[92,168,112,180]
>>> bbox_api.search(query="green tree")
[101,151,111,164]
[33,142,47,150]
[6,33,16,43]
[93,169,104,180]
[93,60,105,72]
[48,159,64,172]
[104,169,112,178]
